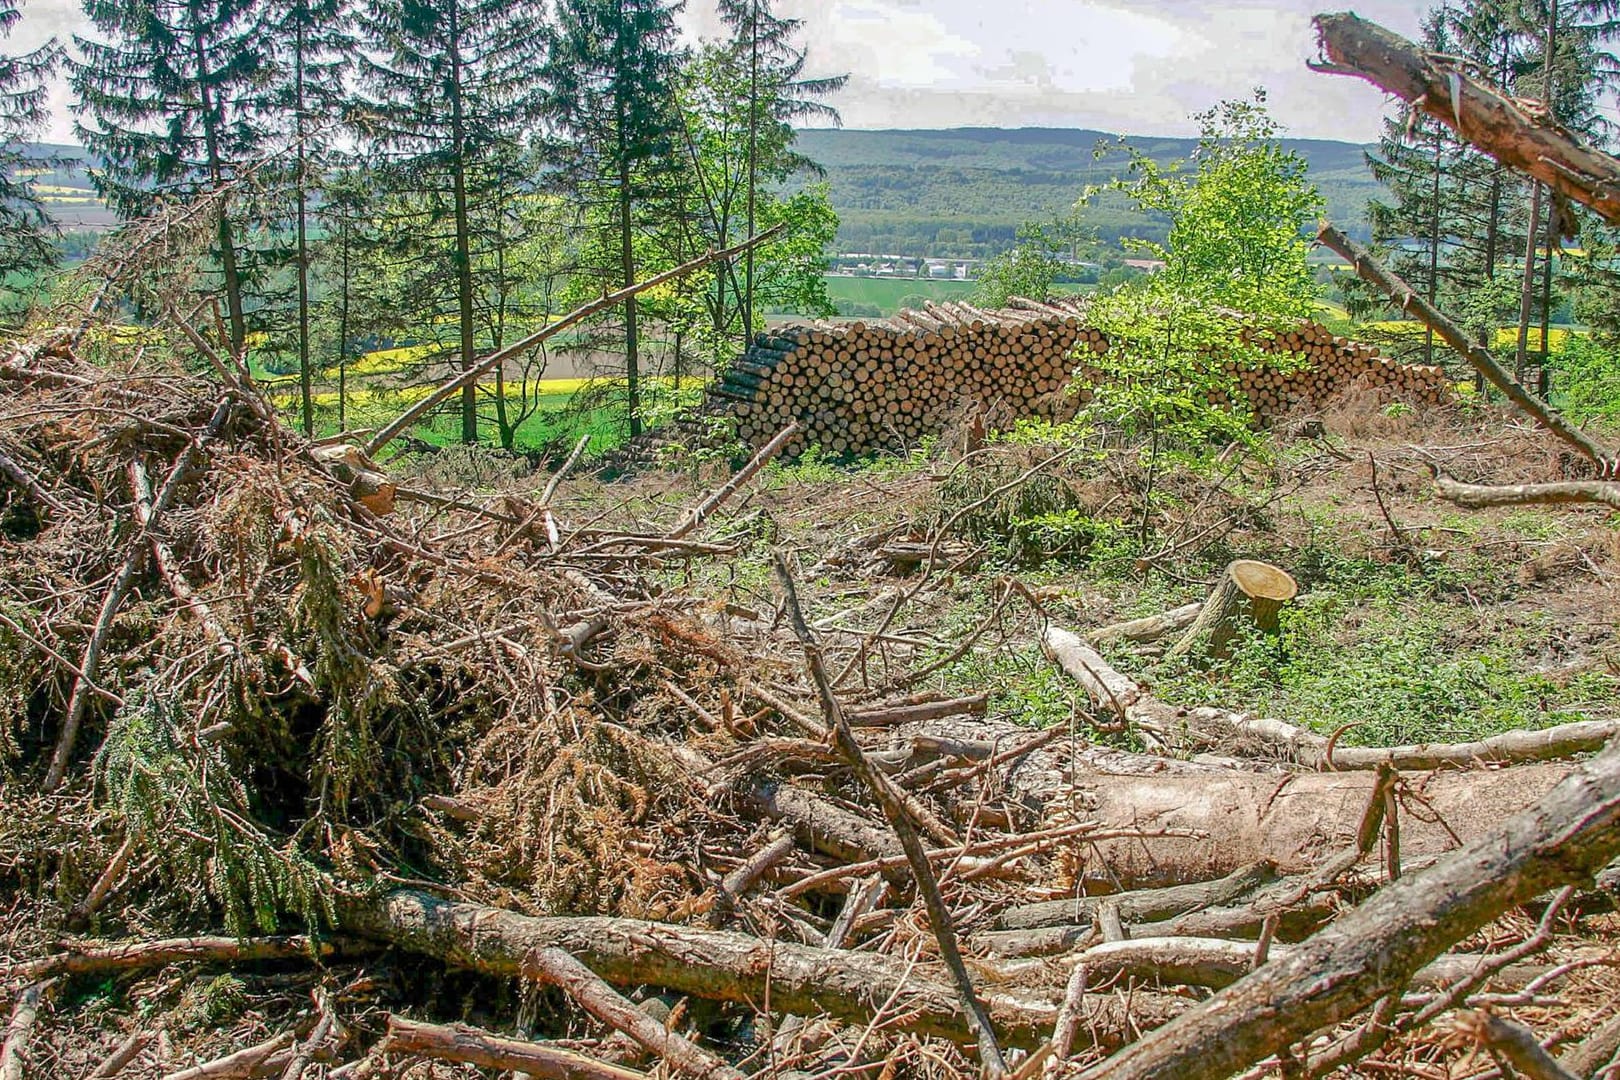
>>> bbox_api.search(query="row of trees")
[1356,0,1620,383]
[0,0,845,445]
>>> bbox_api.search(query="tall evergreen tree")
[714,0,845,345]
[354,0,546,443]
[263,0,350,434]
[72,0,268,352]
[542,0,686,439]
[0,1,62,281]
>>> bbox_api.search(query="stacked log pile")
[709,299,1453,455]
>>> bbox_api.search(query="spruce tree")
[354,0,546,444]
[72,0,268,353]
[714,0,845,345]
[263,0,350,434]
[0,1,61,282]
[542,0,686,439]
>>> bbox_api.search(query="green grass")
[821,275,981,315]
[1149,556,1615,747]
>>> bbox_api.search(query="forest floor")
[4,355,1619,1078]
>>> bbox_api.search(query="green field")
[821,275,981,315]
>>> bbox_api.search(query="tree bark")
[1164,560,1297,662]
[337,888,1182,1050]
[379,1017,647,1080]
[1074,736,1620,1080]
[1312,13,1620,228]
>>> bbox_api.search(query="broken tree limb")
[1457,1011,1580,1080]
[1164,560,1298,663]
[995,860,1280,933]
[1153,712,1620,772]
[1433,474,1620,511]
[0,981,50,1080]
[365,223,787,457]
[1072,735,1620,1080]
[159,1032,295,1080]
[379,1017,648,1080]
[2,935,351,984]
[523,948,744,1080]
[666,423,798,540]
[339,887,1188,1049]
[84,1030,152,1080]
[1042,628,1142,715]
[1312,13,1620,228]
[1087,602,1204,647]
[1561,1010,1620,1079]
[1317,223,1619,477]
[772,551,1006,1078]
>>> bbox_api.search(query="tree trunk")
[1074,737,1620,1080]
[337,888,1185,1050]
[1164,560,1297,662]
[448,0,478,445]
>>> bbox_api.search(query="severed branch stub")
[1165,560,1298,663]
[771,550,1010,1079]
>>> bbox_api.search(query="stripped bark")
[1073,737,1620,1080]
[1434,475,1620,511]
[379,1017,647,1080]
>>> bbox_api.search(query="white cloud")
[20,0,1434,145]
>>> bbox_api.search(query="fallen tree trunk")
[338,888,1185,1049]
[1036,627,1574,888]
[1073,736,1620,1080]
[1313,12,1620,229]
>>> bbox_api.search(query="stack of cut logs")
[709,297,1452,455]
[1223,321,1452,416]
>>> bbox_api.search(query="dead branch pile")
[709,299,1452,456]
[1,321,1618,1079]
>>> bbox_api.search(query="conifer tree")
[542,0,686,438]
[354,0,546,444]
[715,0,845,344]
[72,0,268,353]
[263,0,350,434]
[0,1,62,281]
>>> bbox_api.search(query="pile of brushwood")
[0,313,1618,1080]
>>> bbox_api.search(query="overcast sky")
[8,0,1432,145]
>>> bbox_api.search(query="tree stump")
[1165,560,1298,663]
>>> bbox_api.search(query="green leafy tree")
[354,0,547,444]
[972,219,1086,308]
[72,0,269,352]
[671,42,838,366]
[0,1,61,285]
[1080,92,1323,492]
[542,0,686,438]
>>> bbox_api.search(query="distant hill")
[791,127,1377,259]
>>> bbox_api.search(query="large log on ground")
[896,707,1576,892]
[338,889,1185,1049]
[1074,736,1620,1080]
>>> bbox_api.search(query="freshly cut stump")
[1167,560,1299,662]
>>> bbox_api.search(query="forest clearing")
[4,1,1620,1079]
